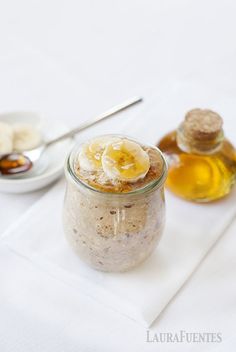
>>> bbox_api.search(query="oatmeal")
[63,135,167,272]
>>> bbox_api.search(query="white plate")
[0,111,73,193]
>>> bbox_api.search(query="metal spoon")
[0,97,142,177]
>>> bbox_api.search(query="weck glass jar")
[63,135,168,272]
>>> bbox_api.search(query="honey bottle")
[157,109,236,202]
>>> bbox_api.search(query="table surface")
[0,1,236,351]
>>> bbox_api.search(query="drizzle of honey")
[0,154,32,175]
[158,131,236,202]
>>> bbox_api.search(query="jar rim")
[65,134,168,197]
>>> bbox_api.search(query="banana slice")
[0,135,13,154]
[13,123,42,151]
[0,122,13,138]
[0,122,13,154]
[102,138,150,182]
[79,137,121,172]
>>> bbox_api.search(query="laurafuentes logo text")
[146,330,222,344]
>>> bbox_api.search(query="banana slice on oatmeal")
[78,136,121,172]
[102,138,150,182]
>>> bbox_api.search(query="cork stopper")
[177,108,224,153]
[183,108,223,142]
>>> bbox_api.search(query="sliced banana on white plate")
[13,123,42,152]
[78,136,121,172]
[102,138,150,182]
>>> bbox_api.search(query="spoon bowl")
[0,145,46,177]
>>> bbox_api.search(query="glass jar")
[63,137,168,272]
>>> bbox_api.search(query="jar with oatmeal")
[63,135,168,272]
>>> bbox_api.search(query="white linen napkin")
[2,180,236,327]
[2,85,236,327]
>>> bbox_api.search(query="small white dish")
[0,111,74,193]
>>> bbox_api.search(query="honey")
[157,109,236,202]
[0,153,32,175]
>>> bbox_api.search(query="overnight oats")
[63,135,168,272]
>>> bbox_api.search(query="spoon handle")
[45,96,143,147]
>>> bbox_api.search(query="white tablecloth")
[0,1,236,351]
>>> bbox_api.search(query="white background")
[0,1,236,351]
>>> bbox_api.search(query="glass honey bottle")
[157,109,236,202]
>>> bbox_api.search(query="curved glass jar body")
[158,130,236,202]
[63,139,168,272]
